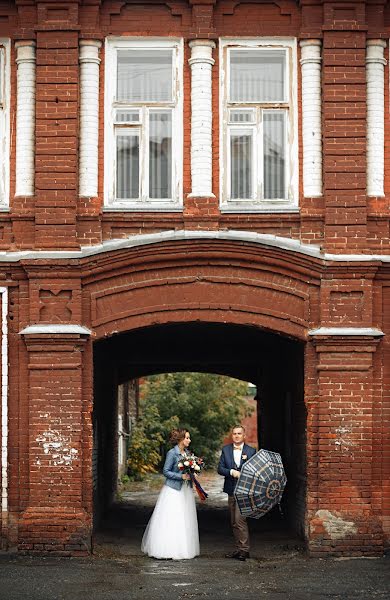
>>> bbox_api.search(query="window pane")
[116,131,140,199]
[230,50,285,102]
[115,109,140,123]
[117,50,172,102]
[263,112,286,199]
[230,129,253,199]
[149,111,172,199]
[229,109,255,123]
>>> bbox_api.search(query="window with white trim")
[220,39,298,211]
[105,38,183,209]
[0,39,10,207]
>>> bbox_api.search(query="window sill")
[220,204,300,214]
[103,204,183,213]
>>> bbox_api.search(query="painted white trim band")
[309,327,384,337]
[366,39,386,197]
[0,287,8,539]
[0,230,323,261]
[300,40,322,198]
[79,40,102,198]
[188,40,216,198]
[0,39,11,207]
[2,230,390,263]
[20,324,92,335]
[15,41,36,197]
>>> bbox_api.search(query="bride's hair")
[169,428,188,445]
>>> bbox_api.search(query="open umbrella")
[234,449,287,519]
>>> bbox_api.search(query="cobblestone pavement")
[0,473,389,600]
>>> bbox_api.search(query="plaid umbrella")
[234,449,287,519]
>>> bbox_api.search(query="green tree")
[126,404,179,480]
[139,372,252,467]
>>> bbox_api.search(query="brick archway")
[84,237,315,551]
[10,235,385,556]
[84,238,317,341]
[92,320,306,542]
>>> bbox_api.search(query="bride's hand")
[182,474,191,480]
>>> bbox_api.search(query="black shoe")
[225,550,240,558]
[236,551,250,561]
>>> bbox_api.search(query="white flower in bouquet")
[184,460,190,466]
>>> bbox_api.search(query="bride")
[141,428,200,560]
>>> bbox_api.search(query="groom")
[217,425,256,561]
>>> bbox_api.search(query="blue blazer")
[217,443,256,495]
[163,445,185,491]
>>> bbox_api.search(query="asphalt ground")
[0,550,388,600]
[0,474,389,600]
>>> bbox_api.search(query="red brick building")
[0,0,389,557]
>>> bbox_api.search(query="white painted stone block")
[300,40,322,198]
[366,40,386,197]
[188,40,216,198]
[79,40,102,198]
[15,41,36,197]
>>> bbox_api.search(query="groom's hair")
[232,425,246,433]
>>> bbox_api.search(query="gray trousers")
[228,495,250,553]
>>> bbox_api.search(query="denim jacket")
[163,445,185,491]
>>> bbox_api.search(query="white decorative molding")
[79,40,102,198]
[15,41,36,197]
[300,40,322,198]
[0,287,8,539]
[308,327,384,337]
[20,324,92,335]
[2,230,390,263]
[188,40,216,198]
[366,39,386,197]
[0,39,11,208]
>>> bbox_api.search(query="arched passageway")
[10,235,386,557]
[92,321,306,550]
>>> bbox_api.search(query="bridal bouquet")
[178,452,208,501]
[178,452,205,476]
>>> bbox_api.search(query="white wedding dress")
[141,482,200,560]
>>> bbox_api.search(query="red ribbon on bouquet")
[190,473,208,502]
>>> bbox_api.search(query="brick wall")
[0,0,386,251]
[0,0,388,558]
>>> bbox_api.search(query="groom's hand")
[231,469,240,479]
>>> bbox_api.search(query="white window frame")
[104,37,183,211]
[0,39,10,209]
[219,38,298,212]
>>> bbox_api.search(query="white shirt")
[230,443,243,476]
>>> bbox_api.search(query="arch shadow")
[92,321,306,556]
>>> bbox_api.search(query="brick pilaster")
[34,3,80,249]
[322,1,368,253]
[307,332,384,555]
[18,330,91,555]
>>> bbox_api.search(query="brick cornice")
[21,329,90,353]
[20,324,91,335]
[309,331,383,371]
[3,230,390,268]
[322,0,368,31]
[309,326,384,338]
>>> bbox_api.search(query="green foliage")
[126,403,178,480]
[138,372,252,467]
